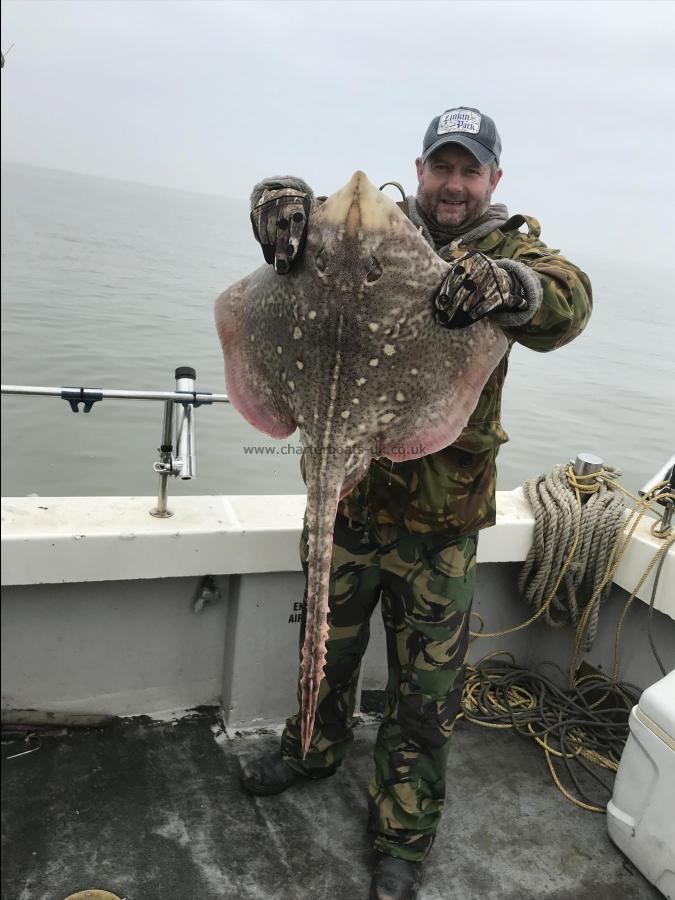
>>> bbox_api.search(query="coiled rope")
[460,463,674,812]
[460,655,638,813]
[519,464,626,650]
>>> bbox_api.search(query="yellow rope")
[462,469,674,812]
[461,664,624,811]
[470,472,672,646]
[469,466,585,640]
[569,489,674,684]
[610,531,675,683]
[543,746,606,813]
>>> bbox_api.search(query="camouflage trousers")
[280,514,477,862]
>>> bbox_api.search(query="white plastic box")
[607,670,675,898]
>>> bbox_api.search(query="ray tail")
[299,449,345,760]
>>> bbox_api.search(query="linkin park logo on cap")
[438,108,482,135]
[421,106,502,167]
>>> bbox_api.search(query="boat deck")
[1,709,660,900]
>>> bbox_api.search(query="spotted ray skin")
[215,172,508,757]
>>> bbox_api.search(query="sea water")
[1,162,673,499]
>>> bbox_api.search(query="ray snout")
[318,170,407,237]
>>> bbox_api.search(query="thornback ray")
[215,171,508,758]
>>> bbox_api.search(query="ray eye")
[366,256,383,284]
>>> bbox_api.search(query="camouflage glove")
[250,176,314,275]
[434,250,529,329]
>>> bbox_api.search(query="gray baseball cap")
[421,107,501,166]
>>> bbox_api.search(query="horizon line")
[0,157,248,206]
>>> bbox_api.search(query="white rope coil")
[518,464,626,650]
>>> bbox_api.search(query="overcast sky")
[2,0,674,263]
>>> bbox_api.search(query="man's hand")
[434,250,528,328]
[250,183,311,275]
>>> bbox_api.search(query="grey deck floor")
[1,710,660,900]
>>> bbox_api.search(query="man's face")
[415,145,502,229]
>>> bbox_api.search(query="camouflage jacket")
[336,202,593,535]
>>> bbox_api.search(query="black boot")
[369,854,423,900]
[239,751,336,797]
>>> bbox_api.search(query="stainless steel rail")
[1,373,231,518]
[1,385,229,403]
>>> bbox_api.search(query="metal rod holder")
[639,453,675,501]
[150,399,177,518]
[1,371,229,521]
[174,367,197,481]
[150,367,200,518]
[640,453,675,538]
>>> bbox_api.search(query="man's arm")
[435,223,592,351]
[495,237,593,352]
[434,251,543,330]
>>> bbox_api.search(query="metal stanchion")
[1,370,230,519]
[150,399,177,518]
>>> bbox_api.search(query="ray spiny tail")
[300,448,345,759]
[299,306,347,759]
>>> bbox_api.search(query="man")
[240,107,592,900]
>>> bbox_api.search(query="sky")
[2,0,675,264]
